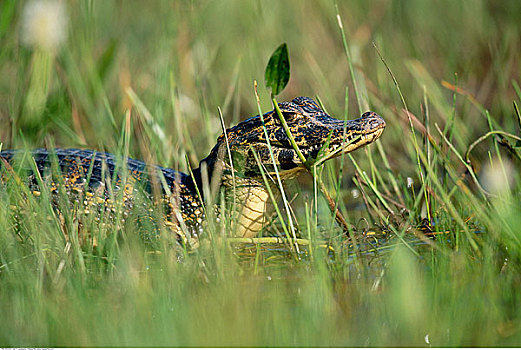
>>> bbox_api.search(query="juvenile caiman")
[0,97,385,246]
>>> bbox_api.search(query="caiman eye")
[281,112,297,122]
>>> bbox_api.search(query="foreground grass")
[1,188,520,346]
[1,0,521,347]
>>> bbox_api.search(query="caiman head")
[200,96,386,182]
[195,96,385,237]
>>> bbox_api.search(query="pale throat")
[222,175,271,238]
[216,147,305,238]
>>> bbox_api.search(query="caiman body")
[0,97,385,245]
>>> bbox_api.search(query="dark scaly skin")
[0,97,385,246]
[0,148,205,246]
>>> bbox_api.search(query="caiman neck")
[223,175,271,238]
[187,160,272,238]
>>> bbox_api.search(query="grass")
[1,0,521,346]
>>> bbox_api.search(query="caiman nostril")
[371,119,385,129]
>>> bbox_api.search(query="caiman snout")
[359,111,386,132]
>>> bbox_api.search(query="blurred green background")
[2,0,520,166]
[1,0,521,347]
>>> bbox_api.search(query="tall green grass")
[1,0,521,346]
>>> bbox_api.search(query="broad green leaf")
[264,43,290,96]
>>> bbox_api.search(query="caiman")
[0,97,385,247]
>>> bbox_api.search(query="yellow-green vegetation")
[1,0,521,346]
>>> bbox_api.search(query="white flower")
[480,157,514,195]
[21,0,68,51]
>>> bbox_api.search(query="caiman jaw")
[266,109,386,173]
[306,111,386,163]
